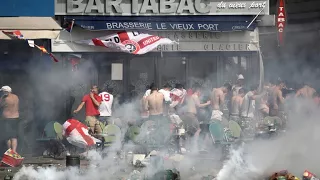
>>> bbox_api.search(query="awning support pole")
[247,6,266,29]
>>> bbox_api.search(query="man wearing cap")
[0,86,20,153]
[232,74,245,97]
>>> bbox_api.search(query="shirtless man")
[210,83,232,122]
[295,83,316,99]
[0,86,19,152]
[145,85,164,122]
[183,84,210,150]
[268,79,285,118]
[230,88,245,123]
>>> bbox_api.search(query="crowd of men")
[0,73,318,156]
[68,74,320,151]
[0,71,316,155]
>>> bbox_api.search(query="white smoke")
[215,99,320,180]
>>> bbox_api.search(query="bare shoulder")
[13,94,19,99]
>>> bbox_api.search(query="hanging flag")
[69,54,82,71]
[277,0,286,46]
[49,53,59,63]
[34,45,59,62]
[66,19,75,33]
[63,19,75,33]
[75,31,176,55]
[3,30,59,62]
[27,40,35,48]
[2,30,24,39]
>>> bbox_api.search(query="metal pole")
[247,6,266,29]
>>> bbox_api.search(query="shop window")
[159,57,186,88]
[188,54,217,89]
[240,54,260,87]
[95,54,124,96]
[223,56,239,84]
[129,57,155,96]
[240,56,247,71]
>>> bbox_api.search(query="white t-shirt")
[144,89,151,97]
[158,89,172,102]
[241,91,255,118]
[99,92,114,117]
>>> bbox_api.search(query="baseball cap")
[238,74,244,80]
[0,86,12,93]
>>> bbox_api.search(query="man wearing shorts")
[210,83,232,125]
[230,88,245,123]
[74,85,102,135]
[183,84,210,149]
[0,86,20,153]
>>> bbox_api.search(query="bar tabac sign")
[277,0,286,46]
[55,0,270,16]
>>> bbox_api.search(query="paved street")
[0,151,226,180]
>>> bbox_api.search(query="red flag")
[34,45,59,62]
[70,57,80,71]
[2,30,24,39]
[37,46,49,54]
[49,53,59,63]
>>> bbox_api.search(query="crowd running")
[56,73,319,154]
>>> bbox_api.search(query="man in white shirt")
[232,74,245,96]
[99,87,114,125]
[159,83,172,103]
[159,83,172,116]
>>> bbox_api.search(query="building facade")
[0,0,62,154]
[54,0,273,97]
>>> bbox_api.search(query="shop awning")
[0,17,62,40]
[65,15,258,32]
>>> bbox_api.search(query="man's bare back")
[296,85,316,99]
[145,91,164,115]
[268,86,284,116]
[2,93,19,119]
[230,95,243,115]
[210,88,224,110]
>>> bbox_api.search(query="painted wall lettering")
[56,0,270,16]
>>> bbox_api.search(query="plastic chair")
[228,120,242,139]
[36,121,66,158]
[127,126,141,143]
[103,124,121,147]
[209,121,224,143]
[54,122,63,140]
[36,121,57,141]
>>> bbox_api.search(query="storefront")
[0,0,63,153]
[54,0,272,96]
